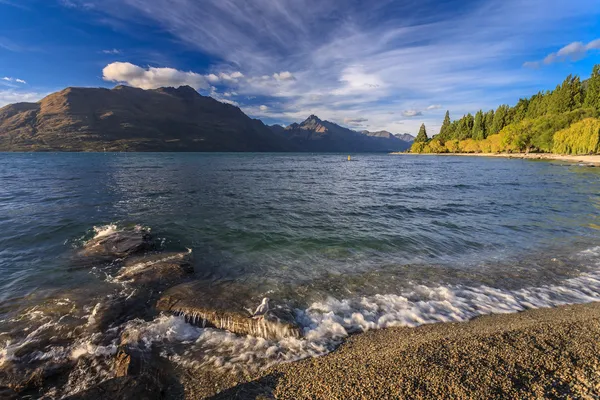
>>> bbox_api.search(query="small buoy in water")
[347,155,351,161]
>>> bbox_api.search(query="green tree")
[415,123,428,142]
[584,64,600,111]
[511,98,529,123]
[438,110,451,139]
[491,105,509,135]
[472,110,485,140]
[456,113,474,140]
[484,110,494,137]
[549,74,583,114]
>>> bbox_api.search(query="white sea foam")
[91,224,119,240]
[118,248,600,373]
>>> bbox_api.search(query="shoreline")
[391,152,600,165]
[188,302,600,399]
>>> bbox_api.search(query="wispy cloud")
[101,48,122,54]
[343,117,368,127]
[0,0,29,9]
[524,38,600,68]
[0,90,46,107]
[401,110,423,117]
[1,76,27,84]
[68,0,600,133]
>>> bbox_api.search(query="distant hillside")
[394,133,415,142]
[0,85,291,152]
[0,85,413,152]
[360,130,415,143]
[281,116,412,152]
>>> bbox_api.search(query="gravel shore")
[190,302,600,399]
[391,152,600,165]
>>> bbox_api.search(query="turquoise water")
[1,153,600,395]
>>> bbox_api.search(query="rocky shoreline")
[3,226,600,399]
[187,302,600,399]
[391,152,600,165]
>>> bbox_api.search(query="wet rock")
[63,375,165,400]
[0,386,18,400]
[0,360,73,394]
[115,251,194,287]
[80,228,154,260]
[156,281,301,339]
[65,346,182,400]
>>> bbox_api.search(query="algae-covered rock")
[115,251,193,286]
[80,228,154,260]
[156,281,301,339]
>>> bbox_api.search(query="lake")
[1,153,600,396]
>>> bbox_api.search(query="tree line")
[411,64,600,155]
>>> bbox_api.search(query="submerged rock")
[63,376,165,400]
[156,281,301,339]
[115,251,193,287]
[80,228,154,260]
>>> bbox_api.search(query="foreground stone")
[156,281,301,339]
[80,228,154,260]
[115,251,193,287]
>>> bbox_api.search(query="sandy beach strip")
[195,302,600,399]
[391,152,600,165]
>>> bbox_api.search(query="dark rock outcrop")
[156,281,301,339]
[115,251,193,287]
[79,228,154,260]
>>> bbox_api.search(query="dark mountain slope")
[0,85,291,152]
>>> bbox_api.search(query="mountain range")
[0,85,413,152]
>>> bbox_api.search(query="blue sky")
[1,0,599,134]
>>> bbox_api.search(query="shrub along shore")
[410,64,600,155]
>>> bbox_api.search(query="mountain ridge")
[0,85,412,152]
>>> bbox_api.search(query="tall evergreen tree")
[584,64,600,111]
[472,110,485,140]
[415,123,428,142]
[512,98,529,123]
[550,74,583,114]
[491,105,508,135]
[438,110,451,139]
[484,110,494,137]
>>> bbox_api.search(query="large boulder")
[156,281,301,339]
[80,228,154,260]
[115,251,193,287]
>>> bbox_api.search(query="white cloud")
[401,110,423,117]
[273,71,295,81]
[0,90,46,107]
[525,38,600,66]
[522,61,540,69]
[426,104,442,110]
[1,77,26,84]
[259,105,269,111]
[102,62,209,90]
[102,48,121,54]
[343,117,368,126]
[73,0,600,134]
